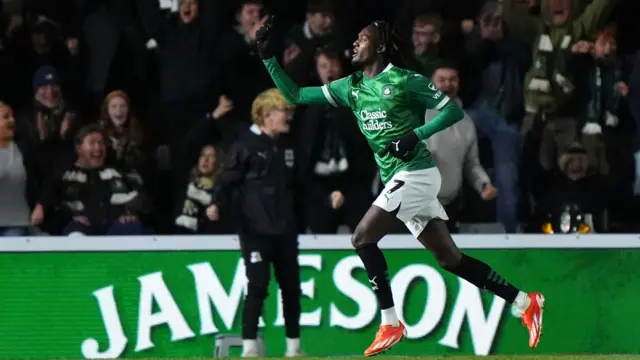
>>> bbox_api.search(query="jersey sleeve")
[322,76,352,108]
[263,58,331,105]
[406,72,451,113]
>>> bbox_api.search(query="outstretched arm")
[257,18,351,107]
[262,57,330,105]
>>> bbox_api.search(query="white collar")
[250,124,262,135]
[382,63,394,73]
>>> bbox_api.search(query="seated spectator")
[426,65,497,232]
[30,124,143,236]
[530,142,607,233]
[99,90,151,187]
[295,48,375,233]
[0,102,32,236]
[174,144,229,234]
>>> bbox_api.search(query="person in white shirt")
[425,65,497,232]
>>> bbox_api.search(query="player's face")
[264,109,294,134]
[352,26,378,66]
[432,68,459,98]
[107,96,129,128]
[76,132,106,169]
[316,54,343,84]
[198,146,217,175]
[412,22,440,56]
[179,0,199,24]
[0,104,15,141]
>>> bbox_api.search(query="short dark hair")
[431,63,460,79]
[236,0,262,13]
[75,124,104,145]
[315,46,341,62]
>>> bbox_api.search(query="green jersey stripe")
[321,85,338,107]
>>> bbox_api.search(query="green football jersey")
[320,64,451,184]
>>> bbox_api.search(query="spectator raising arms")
[32,125,143,236]
[0,102,32,236]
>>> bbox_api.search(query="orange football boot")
[364,322,407,357]
[521,292,546,348]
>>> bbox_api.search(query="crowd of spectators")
[0,0,639,236]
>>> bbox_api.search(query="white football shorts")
[373,167,449,237]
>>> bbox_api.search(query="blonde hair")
[251,88,295,125]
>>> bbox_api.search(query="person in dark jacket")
[31,124,143,235]
[215,0,271,118]
[294,48,376,233]
[207,88,302,357]
[462,1,531,233]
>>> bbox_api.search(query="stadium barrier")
[1,234,640,358]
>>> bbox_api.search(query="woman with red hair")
[99,90,151,186]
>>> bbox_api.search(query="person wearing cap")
[14,65,77,229]
[207,88,303,357]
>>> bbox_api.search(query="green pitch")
[54,356,640,360]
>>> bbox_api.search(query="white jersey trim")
[434,95,450,111]
[321,84,338,107]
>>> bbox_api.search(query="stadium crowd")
[0,0,639,236]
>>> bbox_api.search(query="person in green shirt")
[256,18,544,355]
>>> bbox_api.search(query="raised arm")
[262,57,331,105]
[256,17,347,106]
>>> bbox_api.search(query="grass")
[51,356,640,360]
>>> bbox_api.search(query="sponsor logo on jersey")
[428,82,444,99]
[360,109,387,121]
[382,85,393,99]
[362,120,393,131]
[360,109,392,131]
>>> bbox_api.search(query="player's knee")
[434,249,462,271]
[351,226,371,249]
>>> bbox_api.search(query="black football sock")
[355,244,395,309]
[448,254,519,303]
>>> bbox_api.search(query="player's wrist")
[403,130,419,145]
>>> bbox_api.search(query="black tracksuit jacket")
[211,125,297,237]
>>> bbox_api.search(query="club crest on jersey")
[382,85,393,99]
